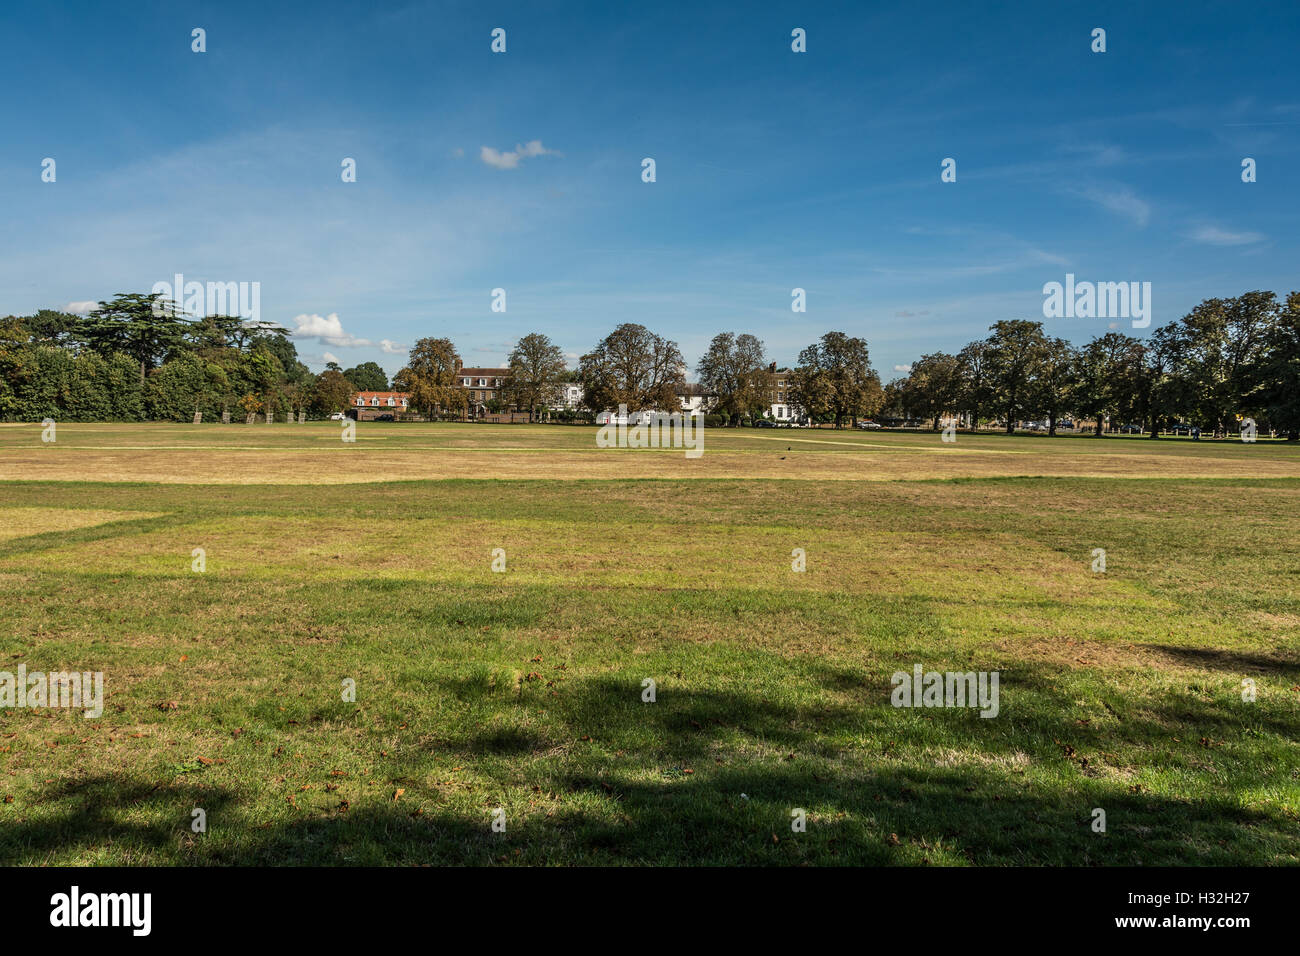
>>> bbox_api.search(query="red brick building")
[351,391,411,420]
[455,360,512,419]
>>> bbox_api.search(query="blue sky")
[2,0,1297,380]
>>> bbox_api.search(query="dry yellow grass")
[3,445,1299,483]
[0,506,164,541]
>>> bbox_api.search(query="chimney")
[769,362,776,373]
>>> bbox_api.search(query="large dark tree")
[985,320,1048,433]
[310,368,356,416]
[1160,292,1279,434]
[791,331,880,428]
[956,340,993,430]
[78,293,192,385]
[695,332,767,425]
[578,323,685,413]
[504,332,567,421]
[343,361,390,392]
[904,351,962,431]
[24,309,82,348]
[1032,336,1077,435]
[1073,332,1143,436]
[393,337,462,420]
[1247,291,1300,440]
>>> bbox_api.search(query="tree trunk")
[1094,419,1103,436]
[1048,411,1056,436]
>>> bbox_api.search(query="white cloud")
[1188,225,1265,246]
[480,140,560,170]
[291,312,371,348]
[379,339,407,355]
[65,301,97,315]
[1076,185,1150,227]
[322,351,340,365]
[894,364,913,373]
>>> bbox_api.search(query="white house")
[550,382,584,410]
[675,383,715,416]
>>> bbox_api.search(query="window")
[478,378,487,387]
[356,397,364,405]
[371,397,379,406]
[387,397,394,406]
[462,378,471,386]
[777,380,785,387]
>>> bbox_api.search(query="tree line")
[891,291,1300,439]
[0,294,393,422]
[391,325,882,427]
[4,288,1297,438]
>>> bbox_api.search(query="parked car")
[753,419,777,428]
[1170,423,1192,435]
[1119,423,1144,434]
[856,420,883,430]
[328,412,346,420]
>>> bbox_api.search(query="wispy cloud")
[1058,143,1128,167]
[1075,185,1151,227]
[65,301,97,315]
[479,140,560,170]
[1188,225,1265,246]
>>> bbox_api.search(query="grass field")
[0,422,1297,865]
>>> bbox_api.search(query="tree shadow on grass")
[4,659,1296,865]
[1140,643,1300,679]
[0,774,238,865]
[17,764,1281,866]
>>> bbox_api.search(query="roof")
[353,391,409,402]
[456,368,511,378]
